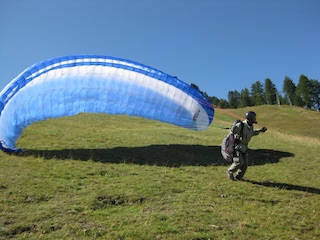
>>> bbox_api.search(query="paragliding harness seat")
[221,120,244,163]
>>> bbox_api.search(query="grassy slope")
[0,106,319,239]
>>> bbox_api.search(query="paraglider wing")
[0,55,214,152]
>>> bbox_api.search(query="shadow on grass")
[244,179,320,194]
[22,145,294,167]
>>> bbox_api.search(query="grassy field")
[0,105,319,239]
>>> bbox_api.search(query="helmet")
[245,111,257,124]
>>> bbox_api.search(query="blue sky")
[0,0,319,100]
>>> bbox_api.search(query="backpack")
[221,120,244,162]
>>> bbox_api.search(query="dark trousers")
[228,150,248,179]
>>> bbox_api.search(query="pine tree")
[309,79,320,109]
[295,74,312,108]
[217,99,229,108]
[239,88,251,107]
[282,76,296,106]
[251,81,265,106]
[228,90,240,108]
[209,96,220,106]
[265,78,277,105]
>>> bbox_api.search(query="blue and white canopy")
[0,55,214,153]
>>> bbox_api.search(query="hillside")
[0,105,319,239]
[215,105,320,138]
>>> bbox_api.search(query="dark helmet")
[245,111,257,124]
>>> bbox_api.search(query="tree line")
[192,74,320,110]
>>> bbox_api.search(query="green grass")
[1,106,320,239]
